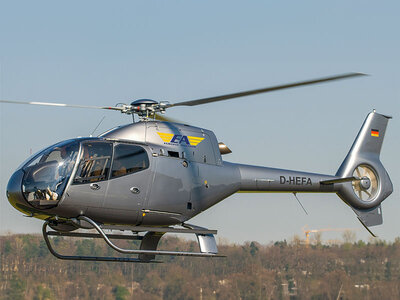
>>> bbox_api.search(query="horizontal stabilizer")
[352,205,383,237]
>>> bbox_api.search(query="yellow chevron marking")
[157,132,205,146]
[157,132,174,142]
[188,136,205,146]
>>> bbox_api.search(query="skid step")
[46,231,143,240]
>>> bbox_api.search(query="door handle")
[130,187,140,194]
[90,183,100,190]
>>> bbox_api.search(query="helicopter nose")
[6,169,30,212]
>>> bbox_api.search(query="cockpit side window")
[73,142,112,184]
[111,144,149,178]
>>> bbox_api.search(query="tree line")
[1,233,400,299]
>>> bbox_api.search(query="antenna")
[90,116,106,137]
[293,192,308,215]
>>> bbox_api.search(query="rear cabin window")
[111,144,149,178]
[73,142,112,184]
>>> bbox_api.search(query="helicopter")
[2,72,393,263]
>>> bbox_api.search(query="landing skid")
[42,215,223,263]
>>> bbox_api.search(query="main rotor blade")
[170,72,367,107]
[0,99,124,111]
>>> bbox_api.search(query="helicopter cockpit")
[21,140,80,208]
[18,138,151,210]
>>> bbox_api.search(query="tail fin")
[336,111,393,229]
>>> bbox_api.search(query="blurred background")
[0,1,399,244]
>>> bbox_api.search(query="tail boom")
[222,111,392,232]
[236,164,339,193]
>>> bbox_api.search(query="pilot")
[57,145,77,177]
[51,144,77,199]
[59,146,68,159]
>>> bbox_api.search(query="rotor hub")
[130,99,158,106]
[115,99,170,121]
[359,177,371,190]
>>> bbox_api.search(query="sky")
[0,1,399,244]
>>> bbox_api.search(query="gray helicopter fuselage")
[7,120,341,227]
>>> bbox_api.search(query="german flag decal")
[371,129,379,137]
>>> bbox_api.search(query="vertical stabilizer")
[335,111,393,229]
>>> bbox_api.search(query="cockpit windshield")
[22,141,79,208]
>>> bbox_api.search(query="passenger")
[90,157,104,179]
[112,161,127,177]
[80,145,94,178]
